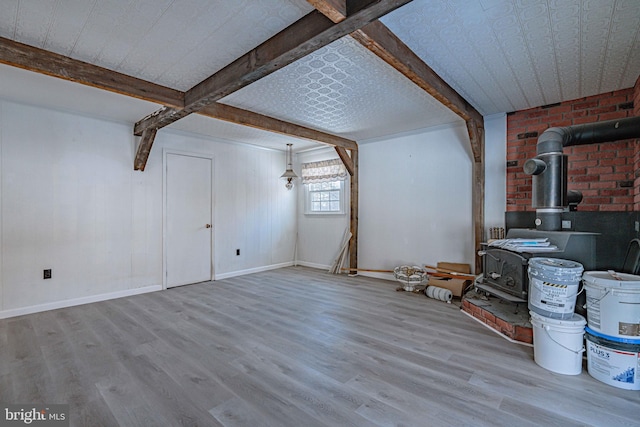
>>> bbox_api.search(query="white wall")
[0,96,509,316]
[484,113,507,234]
[152,131,297,278]
[295,147,350,269]
[0,99,295,317]
[296,122,477,278]
[359,123,475,277]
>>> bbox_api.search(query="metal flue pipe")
[524,116,640,231]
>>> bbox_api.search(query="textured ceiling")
[0,0,638,150]
[220,36,461,141]
[382,0,640,115]
[0,0,313,91]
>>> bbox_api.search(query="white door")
[165,152,213,288]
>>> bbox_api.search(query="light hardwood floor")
[1,266,638,426]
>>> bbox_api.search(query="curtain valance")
[301,159,347,184]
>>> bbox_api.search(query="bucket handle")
[531,280,584,298]
[582,269,630,305]
[543,325,585,355]
[584,287,610,305]
[576,281,584,298]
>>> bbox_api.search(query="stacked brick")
[461,299,533,344]
[635,75,640,210]
[506,86,638,212]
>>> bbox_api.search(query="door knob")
[205,224,211,228]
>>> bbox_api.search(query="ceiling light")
[280,143,297,190]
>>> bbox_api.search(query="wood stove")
[479,246,530,302]
[477,229,597,304]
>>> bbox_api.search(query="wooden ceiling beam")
[306,1,394,23]
[311,0,486,273]
[351,20,486,266]
[351,21,483,124]
[307,1,484,157]
[0,37,184,108]
[134,0,412,136]
[0,36,356,155]
[200,103,357,151]
[134,128,158,171]
[334,146,354,175]
[307,7,482,125]
[307,0,347,22]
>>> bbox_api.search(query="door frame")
[162,148,215,290]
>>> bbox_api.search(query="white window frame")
[304,179,346,215]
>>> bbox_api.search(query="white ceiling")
[0,0,314,91]
[219,36,460,141]
[382,0,640,115]
[0,0,638,151]
[0,62,314,152]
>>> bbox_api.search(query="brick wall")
[506,87,638,212]
[635,75,640,210]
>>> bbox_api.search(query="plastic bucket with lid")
[530,311,586,375]
[585,326,640,390]
[528,258,584,319]
[582,271,640,339]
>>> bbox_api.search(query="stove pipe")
[523,116,640,231]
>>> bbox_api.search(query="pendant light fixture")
[280,143,298,190]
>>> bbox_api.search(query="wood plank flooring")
[1,266,639,426]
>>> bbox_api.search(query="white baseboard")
[215,261,294,280]
[0,261,375,319]
[0,285,162,320]
[294,261,330,270]
[357,271,395,281]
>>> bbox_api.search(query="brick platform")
[462,294,533,344]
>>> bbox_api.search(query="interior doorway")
[164,150,214,288]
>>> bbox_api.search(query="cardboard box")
[428,262,473,297]
[428,277,472,298]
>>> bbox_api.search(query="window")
[302,159,347,215]
[307,180,344,213]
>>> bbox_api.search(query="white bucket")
[585,327,640,390]
[528,258,584,320]
[530,311,586,375]
[582,271,640,339]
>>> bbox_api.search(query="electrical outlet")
[561,220,572,229]
[236,249,240,256]
[43,269,52,279]
[636,221,639,232]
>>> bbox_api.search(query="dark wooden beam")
[352,22,483,124]
[0,37,184,108]
[310,0,486,273]
[333,142,358,272]
[0,36,360,162]
[349,149,359,271]
[466,119,484,165]
[200,103,357,151]
[307,0,383,21]
[467,119,485,273]
[353,22,487,255]
[134,128,158,171]
[307,2,483,157]
[307,0,347,23]
[334,146,354,175]
[134,1,412,136]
